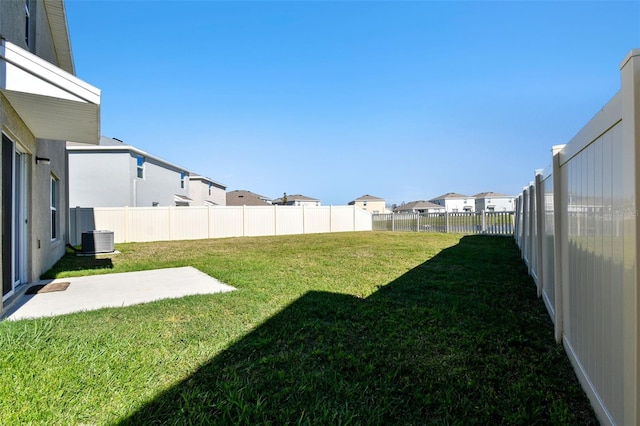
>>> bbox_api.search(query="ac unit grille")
[82,230,114,254]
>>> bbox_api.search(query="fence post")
[242,205,247,236]
[551,145,565,343]
[303,205,306,234]
[392,213,395,232]
[124,205,130,243]
[353,205,357,232]
[482,210,486,234]
[274,204,278,236]
[528,183,535,277]
[445,211,449,233]
[620,49,640,425]
[535,171,544,297]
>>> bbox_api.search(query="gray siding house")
[1,0,101,309]
[189,175,227,206]
[68,137,226,207]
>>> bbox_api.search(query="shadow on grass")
[40,249,113,279]
[118,236,597,425]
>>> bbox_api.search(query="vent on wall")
[81,230,114,254]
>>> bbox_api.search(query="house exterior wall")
[431,198,475,212]
[352,199,385,214]
[1,0,76,310]
[189,179,226,206]
[68,148,191,207]
[475,197,515,212]
[69,151,132,207]
[133,155,189,207]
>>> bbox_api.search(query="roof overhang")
[174,194,193,203]
[0,39,100,144]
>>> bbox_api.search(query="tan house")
[348,194,386,214]
[1,0,101,310]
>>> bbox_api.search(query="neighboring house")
[272,194,321,206]
[1,0,101,308]
[348,194,387,214]
[473,192,515,212]
[429,193,476,212]
[68,136,212,207]
[226,190,272,206]
[189,176,226,206]
[393,201,446,214]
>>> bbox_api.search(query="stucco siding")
[32,138,67,275]
[1,95,67,285]
[354,200,386,214]
[189,179,226,206]
[69,151,132,207]
[133,155,188,207]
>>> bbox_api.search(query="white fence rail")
[69,205,372,245]
[372,211,514,235]
[515,49,640,426]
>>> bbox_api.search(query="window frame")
[136,155,145,179]
[50,174,59,241]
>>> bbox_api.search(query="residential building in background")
[68,137,191,207]
[1,0,101,306]
[68,136,225,207]
[272,194,321,206]
[189,176,226,206]
[393,201,446,214]
[473,192,515,212]
[429,193,475,212]
[348,194,387,214]
[226,190,272,206]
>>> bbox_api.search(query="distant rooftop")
[473,192,513,198]
[394,200,444,212]
[348,194,384,204]
[430,192,472,200]
[226,190,272,206]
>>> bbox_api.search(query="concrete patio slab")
[2,266,236,321]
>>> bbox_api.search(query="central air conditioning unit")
[81,230,115,254]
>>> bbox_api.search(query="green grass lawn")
[0,232,597,425]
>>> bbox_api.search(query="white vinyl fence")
[69,205,372,245]
[515,49,640,426]
[372,211,514,235]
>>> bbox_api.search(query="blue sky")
[65,0,640,206]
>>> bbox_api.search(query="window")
[137,155,145,178]
[25,0,30,47]
[208,183,212,196]
[50,175,59,240]
[180,171,185,189]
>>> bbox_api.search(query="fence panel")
[208,206,244,238]
[70,205,372,245]
[372,211,514,235]
[513,50,640,426]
